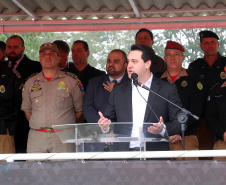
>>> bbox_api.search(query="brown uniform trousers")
[0,129,15,154]
[170,135,199,160]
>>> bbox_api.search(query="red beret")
[165,41,185,52]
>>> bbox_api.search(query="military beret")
[199,30,219,40]
[39,42,59,54]
[165,40,185,52]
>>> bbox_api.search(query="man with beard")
[6,35,42,153]
[69,40,105,90]
[6,35,42,80]
[83,49,128,151]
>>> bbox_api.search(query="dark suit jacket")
[83,73,129,123]
[104,76,182,151]
[82,74,128,152]
[8,54,42,81]
[7,55,42,153]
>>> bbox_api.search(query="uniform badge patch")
[181,80,188,87]
[0,85,5,93]
[57,81,68,92]
[31,79,42,92]
[220,72,226,79]
[197,82,203,90]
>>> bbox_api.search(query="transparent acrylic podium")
[52,122,169,152]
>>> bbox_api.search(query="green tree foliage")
[2,28,226,70]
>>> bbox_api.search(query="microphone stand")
[133,80,199,152]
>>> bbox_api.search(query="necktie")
[112,80,117,84]
[10,62,16,69]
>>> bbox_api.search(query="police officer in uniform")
[156,41,204,160]
[0,41,24,153]
[21,43,84,153]
[189,30,226,97]
[205,78,226,160]
[188,30,226,153]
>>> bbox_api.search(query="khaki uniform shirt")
[21,70,84,129]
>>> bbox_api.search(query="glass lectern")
[52,122,169,152]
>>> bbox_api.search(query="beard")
[107,68,123,77]
[7,52,23,63]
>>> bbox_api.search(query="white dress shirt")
[130,73,165,148]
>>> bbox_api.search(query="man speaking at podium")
[98,44,182,151]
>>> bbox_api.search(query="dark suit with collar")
[104,76,182,151]
[7,55,42,153]
[8,54,42,81]
[83,73,128,151]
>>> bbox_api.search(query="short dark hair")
[72,40,89,51]
[109,49,127,63]
[53,40,70,54]
[135,28,154,40]
[7,35,24,47]
[131,44,155,63]
[0,41,6,53]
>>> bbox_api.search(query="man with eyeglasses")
[53,40,74,72]
[21,43,84,153]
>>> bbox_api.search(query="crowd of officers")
[0,29,226,160]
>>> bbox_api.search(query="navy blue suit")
[104,76,182,151]
[83,73,128,151]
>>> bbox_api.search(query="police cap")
[199,30,219,40]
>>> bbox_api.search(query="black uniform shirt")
[188,52,226,96]
[68,64,105,91]
[205,81,226,140]
[157,68,204,136]
[0,61,24,135]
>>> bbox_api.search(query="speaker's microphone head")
[131,73,138,86]
[131,73,138,80]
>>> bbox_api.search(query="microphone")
[131,73,150,91]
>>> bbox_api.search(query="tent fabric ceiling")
[0,0,226,33]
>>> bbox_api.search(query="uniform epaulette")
[65,72,78,79]
[12,68,22,79]
[25,73,37,81]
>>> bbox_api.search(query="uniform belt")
[34,128,61,133]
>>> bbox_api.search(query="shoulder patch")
[77,80,84,92]
[25,73,37,81]
[12,69,21,79]
[65,72,78,79]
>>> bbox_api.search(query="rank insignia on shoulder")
[77,80,84,92]
[220,72,226,79]
[181,80,188,87]
[66,72,78,79]
[197,82,203,90]
[12,69,21,78]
